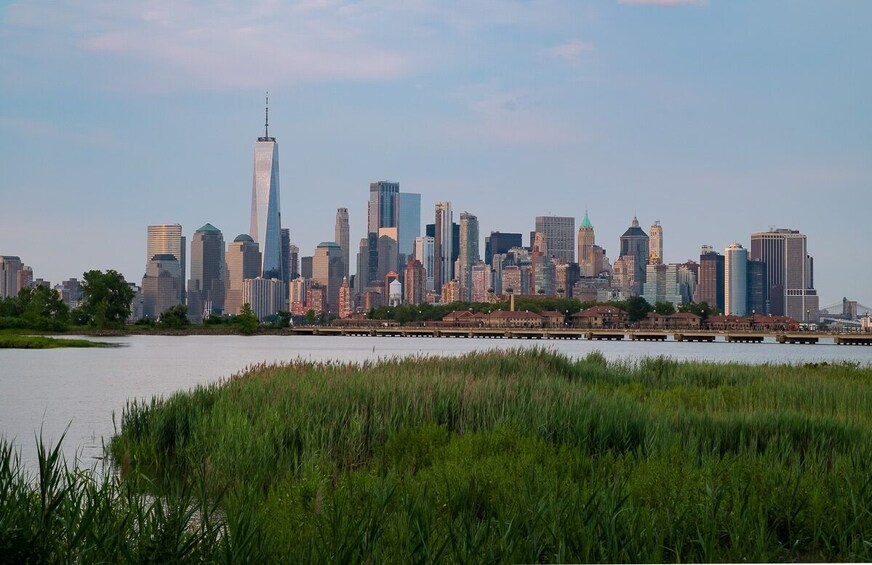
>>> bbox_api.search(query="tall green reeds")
[4,349,871,562]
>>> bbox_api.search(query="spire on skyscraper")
[265,91,269,139]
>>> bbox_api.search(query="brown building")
[572,305,628,329]
[694,246,725,312]
[404,259,427,305]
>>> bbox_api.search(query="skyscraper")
[535,216,575,264]
[147,224,185,302]
[280,228,291,285]
[313,242,344,315]
[187,223,226,321]
[750,228,818,322]
[695,246,725,311]
[434,201,453,293]
[724,243,748,316]
[368,181,400,234]
[0,256,23,299]
[577,211,596,277]
[618,217,649,296]
[224,234,261,315]
[485,232,523,266]
[649,221,663,264]
[458,212,480,301]
[414,236,435,292]
[335,208,350,281]
[250,98,282,279]
[141,254,182,319]
[396,192,421,261]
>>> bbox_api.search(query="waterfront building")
[147,224,185,302]
[649,221,663,264]
[313,242,344,315]
[434,201,453,292]
[0,256,23,299]
[404,258,427,305]
[725,243,748,316]
[187,223,226,321]
[750,228,818,322]
[250,99,283,279]
[242,277,285,321]
[458,212,480,301]
[224,234,261,315]
[141,254,182,319]
[485,232,523,266]
[535,215,575,264]
[414,236,435,292]
[618,217,649,296]
[694,246,725,312]
[335,208,350,281]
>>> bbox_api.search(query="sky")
[1,0,870,309]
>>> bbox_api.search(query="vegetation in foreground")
[0,334,112,349]
[3,350,872,562]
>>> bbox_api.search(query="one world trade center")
[250,95,283,279]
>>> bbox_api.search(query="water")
[2,334,872,471]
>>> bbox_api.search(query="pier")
[287,326,868,345]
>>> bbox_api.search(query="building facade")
[750,228,818,322]
[224,234,261,315]
[724,243,748,316]
[434,201,453,293]
[187,223,226,321]
[147,224,185,302]
[335,208,350,281]
[250,104,283,279]
[535,216,575,264]
[695,246,725,311]
[458,212,480,301]
[312,241,344,315]
[242,277,285,321]
[618,217,649,296]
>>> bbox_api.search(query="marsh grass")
[0,334,111,349]
[3,349,871,562]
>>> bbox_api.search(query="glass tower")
[250,97,283,279]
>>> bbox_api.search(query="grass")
[0,334,113,349]
[2,349,872,562]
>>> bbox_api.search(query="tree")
[678,301,718,320]
[625,296,653,323]
[159,304,190,328]
[305,309,317,325]
[653,301,676,315]
[237,303,259,335]
[18,286,70,330]
[80,270,135,328]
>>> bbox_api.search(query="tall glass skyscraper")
[250,98,283,279]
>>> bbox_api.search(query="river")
[2,334,872,471]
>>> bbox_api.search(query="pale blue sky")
[1,0,870,308]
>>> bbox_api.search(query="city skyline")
[1,1,870,307]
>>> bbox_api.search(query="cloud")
[618,0,707,5]
[548,39,594,62]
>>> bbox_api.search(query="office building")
[338,277,353,318]
[250,99,283,278]
[747,259,769,315]
[750,228,818,322]
[458,212,480,301]
[535,216,575,263]
[434,201,453,292]
[242,277,285,321]
[0,256,23,299]
[724,243,748,316]
[618,217,649,296]
[187,223,226,321]
[414,236,435,292]
[404,258,427,305]
[577,211,598,277]
[649,221,663,264]
[141,254,182,319]
[484,232,523,266]
[147,224,185,302]
[280,228,291,285]
[312,242,344,315]
[300,256,313,279]
[396,192,421,261]
[288,244,299,280]
[695,246,725,311]
[642,263,684,307]
[470,262,490,303]
[376,228,399,281]
[224,234,261,315]
[335,208,350,281]
[368,181,400,234]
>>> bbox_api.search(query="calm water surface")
[2,334,872,471]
